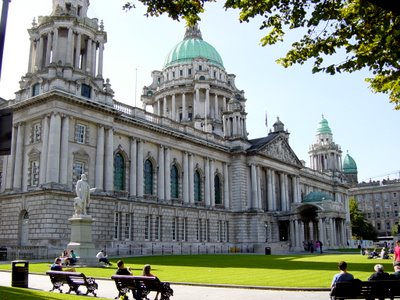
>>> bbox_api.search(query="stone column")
[137,140,144,197]
[75,33,81,69]
[319,218,324,245]
[257,166,262,209]
[214,94,218,119]
[91,40,97,76]
[13,123,25,190]
[266,169,272,211]
[204,158,210,206]
[163,96,167,117]
[182,93,186,120]
[183,152,189,203]
[294,220,300,249]
[86,38,92,73]
[271,169,276,210]
[35,36,43,70]
[223,162,229,208]
[279,173,285,211]
[104,127,114,191]
[290,220,295,248]
[46,113,61,182]
[194,89,199,117]
[66,27,73,65]
[157,100,161,116]
[28,38,35,73]
[171,94,176,121]
[158,146,165,201]
[51,28,58,63]
[205,88,210,118]
[165,147,171,201]
[95,125,104,190]
[59,115,70,184]
[210,159,215,206]
[329,218,334,247]
[39,116,49,184]
[251,164,257,209]
[45,33,52,67]
[188,153,194,204]
[97,42,104,77]
[129,138,137,197]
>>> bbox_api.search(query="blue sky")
[1,0,399,182]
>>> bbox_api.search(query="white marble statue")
[74,174,95,215]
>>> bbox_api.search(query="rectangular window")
[188,68,192,75]
[377,223,381,230]
[125,213,133,240]
[144,215,151,240]
[181,218,187,242]
[199,65,202,71]
[395,211,398,217]
[75,124,86,144]
[386,211,390,217]
[376,212,381,218]
[172,217,177,241]
[114,212,121,240]
[155,216,162,241]
[179,70,183,76]
[33,122,41,142]
[29,160,40,187]
[81,84,91,98]
[367,213,372,218]
[386,222,391,230]
[73,161,85,183]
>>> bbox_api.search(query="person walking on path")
[393,240,400,264]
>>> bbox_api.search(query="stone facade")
[0,0,351,257]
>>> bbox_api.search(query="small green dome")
[303,191,333,203]
[343,153,358,174]
[164,25,224,69]
[316,115,332,135]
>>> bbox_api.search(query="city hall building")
[0,0,351,257]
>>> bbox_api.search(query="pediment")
[258,136,302,166]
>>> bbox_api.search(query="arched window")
[170,164,179,198]
[194,170,202,202]
[144,159,153,195]
[214,175,222,205]
[114,153,125,191]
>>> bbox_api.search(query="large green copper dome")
[343,153,358,174]
[316,115,332,135]
[164,25,224,69]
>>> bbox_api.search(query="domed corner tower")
[343,151,358,186]
[308,115,343,173]
[141,23,247,139]
[15,0,113,105]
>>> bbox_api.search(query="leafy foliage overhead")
[124,0,400,109]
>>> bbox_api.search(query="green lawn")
[0,254,395,288]
[0,286,109,300]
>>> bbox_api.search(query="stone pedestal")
[67,215,98,266]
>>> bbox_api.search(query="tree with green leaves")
[123,0,400,109]
[349,197,378,240]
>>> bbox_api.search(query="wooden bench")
[111,275,173,300]
[46,270,98,296]
[332,279,400,299]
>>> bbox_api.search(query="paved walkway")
[0,271,329,299]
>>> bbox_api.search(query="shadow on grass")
[122,254,388,273]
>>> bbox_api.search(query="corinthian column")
[46,113,61,182]
[164,147,171,201]
[95,125,105,190]
[137,140,144,197]
[59,115,70,184]
[158,145,165,201]
[129,138,137,196]
[13,123,25,190]
[104,127,114,191]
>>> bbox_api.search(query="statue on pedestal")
[74,174,95,215]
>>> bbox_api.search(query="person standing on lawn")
[393,240,400,264]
